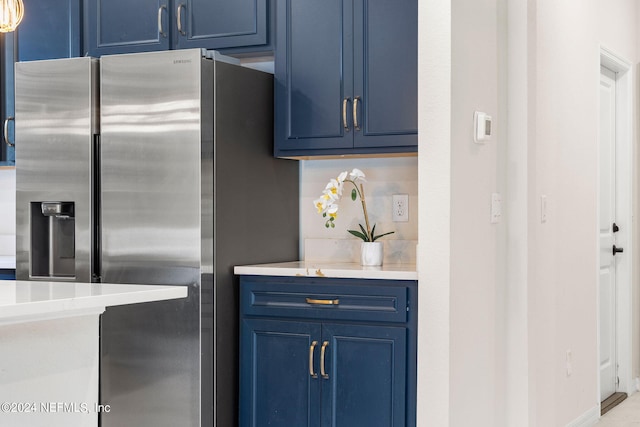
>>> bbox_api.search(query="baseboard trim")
[565,405,599,427]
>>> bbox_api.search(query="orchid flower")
[314,168,394,241]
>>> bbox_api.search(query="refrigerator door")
[99,49,208,427]
[15,57,98,282]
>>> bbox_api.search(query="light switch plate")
[490,193,501,224]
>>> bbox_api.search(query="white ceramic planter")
[361,241,383,266]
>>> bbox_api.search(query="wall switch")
[392,194,409,222]
[490,193,501,224]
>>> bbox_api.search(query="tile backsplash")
[299,157,418,260]
[0,168,15,256]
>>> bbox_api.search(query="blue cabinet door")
[274,0,417,157]
[175,0,268,50]
[352,0,417,150]
[274,0,353,155]
[86,0,170,56]
[321,323,407,427]
[240,318,322,427]
[18,0,81,61]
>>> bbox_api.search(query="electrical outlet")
[392,194,409,222]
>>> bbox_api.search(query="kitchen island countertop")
[234,261,417,281]
[0,280,187,325]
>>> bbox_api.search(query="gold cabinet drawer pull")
[305,297,339,305]
[309,340,318,378]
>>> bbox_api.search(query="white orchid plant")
[314,168,394,242]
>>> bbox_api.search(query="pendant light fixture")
[0,0,23,33]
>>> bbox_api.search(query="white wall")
[417,0,451,424]
[420,0,640,425]
[450,0,503,425]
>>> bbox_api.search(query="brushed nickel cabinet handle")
[4,117,14,147]
[353,96,361,131]
[305,297,339,306]
[177,4,186,36]
[158,5,167,38]
[320,341,329,379]
[309,340,318,378]
[342,97,350,132]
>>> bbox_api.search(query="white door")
[599,65,618,401]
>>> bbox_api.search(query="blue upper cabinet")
[18,0,82,61]
[86,0,170,56]
[86,0,272,57]
[274,0,418,158]
[175,0,268,51]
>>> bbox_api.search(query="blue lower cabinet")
[0,269,16,280]
[240,319,322,427]
[239,276,417,427]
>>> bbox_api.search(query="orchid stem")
[359,183,372,241]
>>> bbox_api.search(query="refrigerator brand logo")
[173,59,192,64]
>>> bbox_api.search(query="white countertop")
[234,261,417,281]
[0,255,15,269]
[0,281,187,325]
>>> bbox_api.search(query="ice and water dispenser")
[30,202,76,278]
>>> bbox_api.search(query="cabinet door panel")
[18,0,81,61]
[275,0,352,154]
[321,323,407,427]
[240,319,321,427]
[175,0,267,50]
[353,0,417,149]
[87,0,169,56]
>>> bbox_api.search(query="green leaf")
[322,212,326,218]
[331,222,335,228]
[358,224,370,241]
[371,224,376,239]
[348,230,368,241]
[371,231,395,242]
[325,222,330,228]
[351,188,357,201]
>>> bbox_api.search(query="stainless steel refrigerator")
[14,49,299,427]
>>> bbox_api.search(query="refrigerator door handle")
[176,3,186,36]
[4,116,14,147]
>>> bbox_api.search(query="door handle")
[353,96,361,131]
[613,222,620,233]
[305,297,339,306]
[342,97,350,132]
[158,5,167,38]
[177,3,186,36]
[320,341,329,379]
[4,117,14,147]
[309,341,318,378]
[613,245,624,256]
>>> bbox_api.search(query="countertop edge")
[234,262,418,281]
[0,282,188,324]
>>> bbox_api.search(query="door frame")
[598,46,633,398]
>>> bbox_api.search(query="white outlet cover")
[392,194,409,222]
